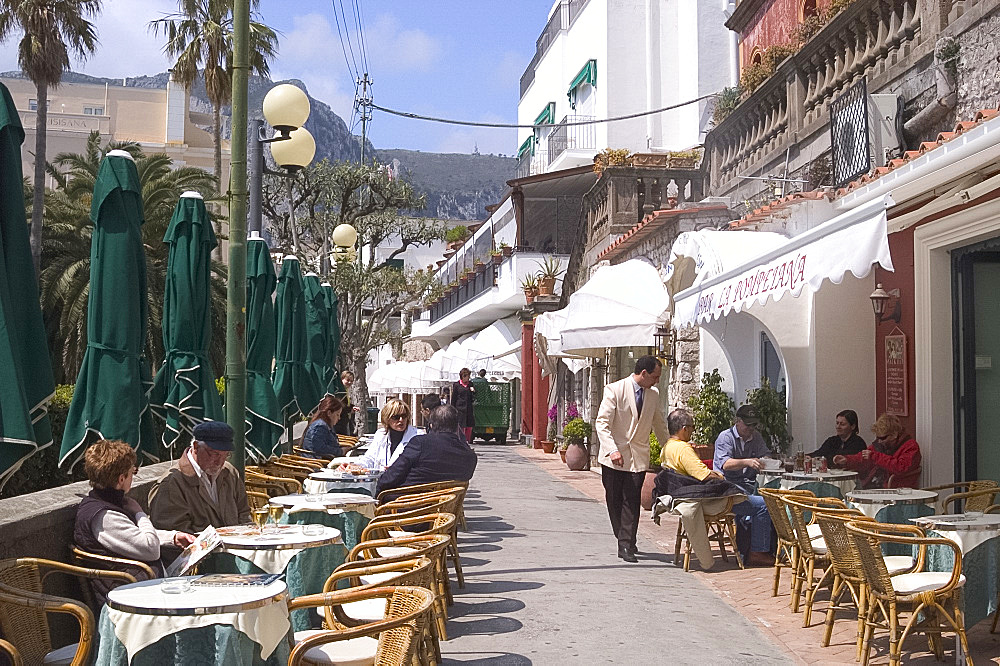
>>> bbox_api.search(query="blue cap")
[192,420,234,451]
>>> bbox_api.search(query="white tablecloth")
[779,470,858,495]
[846,489,938,518]
[105,578,290,660]
[912,514,1000,554]
[220,526,342,574]
[269,493,377,519]
[303,477,378,497]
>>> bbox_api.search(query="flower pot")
[474,262,486,274]
[491,253,503,265]
[565,440,589,471]
[537,276,556,296]
[502,246,514,257]
[524,289,535,305]
[640,466,661,511]
[541,440,555,454]
[559,449,567,463]
[459,275,470,285]
[447,240,464,251]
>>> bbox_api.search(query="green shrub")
[687,369,735,448]
[745,377,792,454]
[712,86,744,126]
[649,431,662,469]
[562,417,592,444]
[444,226,470,243]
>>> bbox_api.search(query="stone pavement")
[440,441,792,665]
[495,445,1000,665]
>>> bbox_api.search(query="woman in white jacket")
[354,399,420,470]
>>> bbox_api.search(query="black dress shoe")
[618,545,638,563]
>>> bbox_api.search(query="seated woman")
[834,413,921,488]
[74,440,195,606]
[302,395,344,459]
[809,409,867,465]
[349,399,419,470]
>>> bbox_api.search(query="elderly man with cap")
[149,421,251,535]
[713,404,775,566]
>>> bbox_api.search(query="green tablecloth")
[94,605,291,665]
[281,510,370,555]
[922,533,999,627]
[204,543,346,632]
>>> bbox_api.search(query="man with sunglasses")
[713,404,774,566]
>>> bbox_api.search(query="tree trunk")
[351,355,370,437]
[212,103,224,261]
[29,81,48,274]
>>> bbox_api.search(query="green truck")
[471,380,511,443]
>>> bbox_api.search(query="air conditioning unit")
[829,78,903,188]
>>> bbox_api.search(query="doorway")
[953,248,1000,483]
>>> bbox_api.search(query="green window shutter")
[517,135,535,158]
[533,102,556,126]
[567,59,597,109]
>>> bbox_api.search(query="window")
[83,106,104,115]
[28,99,36,111]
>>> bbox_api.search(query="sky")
[0,0,555,155]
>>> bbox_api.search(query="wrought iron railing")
[429,263,498,324]
[547,115,596,166]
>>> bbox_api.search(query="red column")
[533,352,549,444]
[520,318,534,436]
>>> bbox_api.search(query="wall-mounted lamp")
[869,283,901,324]
[654,327,677,366]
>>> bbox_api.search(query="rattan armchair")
[758,488,815,596]
[924,480,998,514]
[263,459,314,483]
[287,586,434,666]
[845,520,970,666]
[281,454,326,470]
[782,495,848,625]
[247,490,271,510]
[246,469,302,494]
[0,557,135,666]
[378,481,470,530]
[0,638,22,666]
[942,486,1000,514]
[671,495,744,572]
[373,494,466,587]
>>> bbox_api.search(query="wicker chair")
[281,455,326,470]
[373,494,466,588]
[0,638,22,666]
[247,489,271,510]
[247,469,302,494]
[782,495,848,624]
[671,495,744,572]
[0,557,135,666]
[360,512,462,591]
[845,520,970,666]
[814,509,921,659]
[263,459,314,483]
[378,481,470,530]
[287,586,434,666]
[924,480,998,513]
[758,488,815,596]
[942,486,1000,514]
[348,534,453,641]
[69,545,157,611]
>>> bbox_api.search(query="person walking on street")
[595,355,669,562]
[452,367,476,443]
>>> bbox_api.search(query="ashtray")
[160,578,192,594]
[302,524,325,536]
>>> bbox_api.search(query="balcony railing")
[429,263,498,324]
[519,0,592,98]
[516,148,549,179]
[706,0,929,196]
[547,115,596,166]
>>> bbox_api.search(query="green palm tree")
[149,0,278,187]
[40,131,228,382]
[0,0,102,273]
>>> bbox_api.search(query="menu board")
[885,332,908,416]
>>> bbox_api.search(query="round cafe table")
[847,489,938,556]
[780,470,858,497]
[202,524,345,632]
[910,513,1000,627]
[94,576,291,665]
[304,469,381,497]
[270,492,376,554]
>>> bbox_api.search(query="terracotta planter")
[501,246,514,257]
[541,440,555,454]
[447,240,465,251]
[692,443,715,464]
[537,276,556,296]
[559,449,567,463]
[474,262,486,273]
[459,274,470,285]
[524,289,535,305]
[640,466,661,511]
[491,253,503,265]
[565,441,589,471]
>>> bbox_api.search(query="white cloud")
[366,13,441,73]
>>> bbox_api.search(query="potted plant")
[500,242,513,257]
[490,246,503,265]
[540,405,558,453]
[687,368,736,461]
[444,225,470,250]
[459,268,473,285]
[535,255,564,296]
[562,411,592,471]
[521,274,538,304]
[474,259,487,274]
[640,431,663,510]
[666,148,703,169]
[745,377,792,454]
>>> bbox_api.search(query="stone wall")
[950,2,1000,122]
[0,461,174,648]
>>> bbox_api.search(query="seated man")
[149,421,252,535]
[376,405,477,497]
[713,404,774,566]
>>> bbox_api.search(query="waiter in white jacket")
[595,355,669,562]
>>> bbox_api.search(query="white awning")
[666,228,787,295]
[673,195,894,327]
[559,260,672,356]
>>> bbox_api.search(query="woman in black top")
[451,367,476,443]
[809,409,867,465]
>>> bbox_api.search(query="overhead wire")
[365,93,719,129]
[352,0,369,76]
[330,0,358,81]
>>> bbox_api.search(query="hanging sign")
[884,330,908,416]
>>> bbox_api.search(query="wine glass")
[252,508,268,536]
[267,503,284,532]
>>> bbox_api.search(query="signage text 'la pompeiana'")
[694,253,807,320]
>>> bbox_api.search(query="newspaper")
[165,525,222,577]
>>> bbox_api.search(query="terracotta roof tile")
[974,109,998,122]
[936,131,958,143]
[597,204,730,261]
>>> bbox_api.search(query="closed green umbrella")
[302,272,329,399]
[0,81,55,487]
[149,192,224,450]
[244,235,282,461]
[322,282,345,395]
[61,150,155,469]
[273,255,322,426]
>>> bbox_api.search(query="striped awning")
[568,59,597,108]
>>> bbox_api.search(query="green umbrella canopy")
[60,150,155,470]
[302,272,329,400]
[149,193,224,450]
[323,282,345,395]
[244,236,282,461]
[0,81,55,488]
[273,255,322,422]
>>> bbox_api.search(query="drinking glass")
[267,504,284,532]
[252,508,268,536]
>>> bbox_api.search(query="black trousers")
[601,464,645,549]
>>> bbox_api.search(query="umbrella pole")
[226,0,250,475]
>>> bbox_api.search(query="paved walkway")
[441,441,792,665]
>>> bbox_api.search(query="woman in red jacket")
[834,413,921,488]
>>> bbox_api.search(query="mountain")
[6,70,515,220]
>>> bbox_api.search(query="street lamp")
[332,222,358,263]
